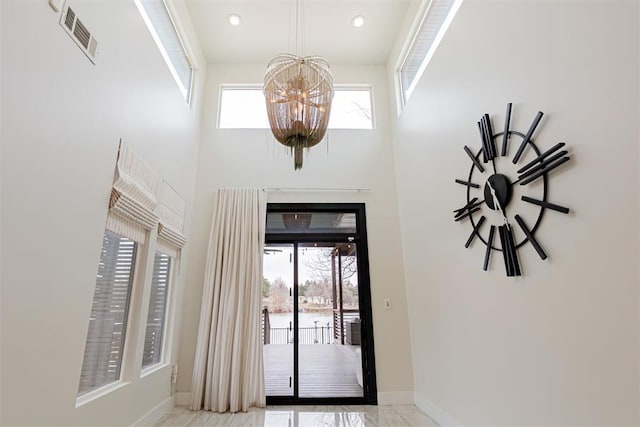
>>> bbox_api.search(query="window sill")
[75,380,130,408]
[141,361,170,378]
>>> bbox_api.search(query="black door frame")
[265,203,378,405]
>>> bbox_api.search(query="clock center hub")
[484,174,513,210]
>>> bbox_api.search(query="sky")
[263,245,357,286]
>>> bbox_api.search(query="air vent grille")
[64,7,75,30]
[73,19,90,49]
[60,4,97,64]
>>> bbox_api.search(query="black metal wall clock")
[453,103,572,277]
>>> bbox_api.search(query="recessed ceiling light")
[227,13,242,26]
[351,15,365,28]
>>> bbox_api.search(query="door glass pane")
[262,244,294,396]
[266,212,356,234]
[297,243,364,398]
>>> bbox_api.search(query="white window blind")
[398,0,462,106]
[78,230,137,396]
[136,0,193,101]
[142,252,172,368]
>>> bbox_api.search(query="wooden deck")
[263,343,363,398]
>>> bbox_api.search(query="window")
[397,0,463,107]
[142,252,172,369]
[329,89,373,129]
[219,87,269,129]
[78,230,137,396]
[218,86,374,129]
[135,0,193,101]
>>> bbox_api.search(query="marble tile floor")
[155,405,439,427]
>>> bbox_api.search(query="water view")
[268,312,333,329]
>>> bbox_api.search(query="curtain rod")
[266,187,371,192]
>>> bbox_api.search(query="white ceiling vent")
[60,4,97,64]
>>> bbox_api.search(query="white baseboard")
[177,390,415,408]
[377,391,414,405]
[414,392,461,427]
[132,396,174,427]
[176,392,192,407]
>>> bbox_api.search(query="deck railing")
[261,310,361,344]
[333,309,359,344]
[262,307,270,344]
[265,325,334,345]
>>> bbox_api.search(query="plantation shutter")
[156,181,187,258]
[78,230,137,395]
[106,141,159,244]
[142,252,172,368]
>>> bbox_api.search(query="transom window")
[397,0,463,108]
[218,86,374,129]
[135,0,194,102]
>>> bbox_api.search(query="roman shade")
[106,142,159,244]
[156,181,187,258]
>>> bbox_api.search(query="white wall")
[390,0,640,425]
[1,1,205,425]
[176,63,415,403]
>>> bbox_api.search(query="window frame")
[134,0,195,103]
[76,230,140,404]
[217,84,375,130]
[328,85,376,130]
[140,250,175,373]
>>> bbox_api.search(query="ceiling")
[184,0,412,65]
[265,212,357,233]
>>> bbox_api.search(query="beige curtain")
[190,188,267,413]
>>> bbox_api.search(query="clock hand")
[488,180,521,276]
[487,181,509,227]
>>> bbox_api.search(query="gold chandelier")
[263,1,334,170]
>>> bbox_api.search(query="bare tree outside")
[304,247,357,283]
[302,247,359,310]
[262,246,360,313]
[264,277,292,313]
